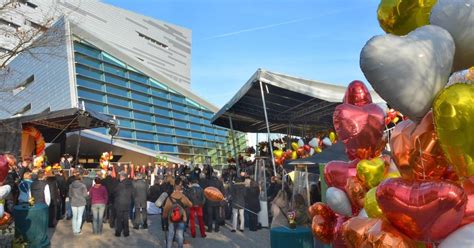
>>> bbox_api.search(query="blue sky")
[104,0,383,108]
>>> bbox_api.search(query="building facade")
[0,0,246,164]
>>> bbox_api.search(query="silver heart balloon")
[326,187,352,217]
[431,0,474,72]
[360,25,455,121]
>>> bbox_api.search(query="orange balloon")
[0,212,11,226]
[345,177,366,211]
[204,186,224,202]
[343,217,379,248]
[390,111,448,180]
[309,202,337,244]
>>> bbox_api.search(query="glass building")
[74,40,246,164]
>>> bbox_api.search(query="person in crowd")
[55,168,67,220]
[132,173,149,229]
[69,175,88,235]
[18,159,31,180]
[270,190,289,228]
[187,178,206,238]
[160,175,175,231]
[60,156,71,170]
[113,171,134,237]
[230,175,246,232]
[18,172,33,204]
[205,172,224,232]
[102,170,118,228]
[294,194,311,226]
[147,175,163,204]
[157,163,165,176]
[267,176,281,203]
[245,179,261,231]
[89,177,108,234]
[82,170,94,223]
[5,163,20,213]
[163,178,193,248]
[46,169,60,227]
[30,169,51,206]
[65,169,79,220]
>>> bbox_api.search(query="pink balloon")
[333,103,385,160]
[0,156,8,185]
[324,160,358,190]
[343,80,373,106]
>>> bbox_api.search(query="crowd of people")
[4,155,287,248]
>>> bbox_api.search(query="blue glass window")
[92,127,107,135]
[102,52,126,68]
[153,98,168,108]
[159,144,176,153]
[118,118,132,128]
[130,82,148,93]
[188,107,201,116]
[106,85,128,97]
[155,116,171,125]
[175,129,189,137]
[189,116,201,124]
[173,120,188,129]
[134,111,152,122]
[156,125,173,134]
[170,94,185,104]
[216,129,228,136]
[204,126,214,134]
[76,65,102,80]
[83,101,104,113]
[191,132,204,139]
[119,129,133,138]
[138,142,156,150]
[151,88,168,99]
[135,121,153,131]
[104,64,126,77]
[132,102,151,112]
[190,124,202,131]
[172,112,188,120]
[136,131,155,141]
[177,145,193,154]
[157,135,174,143]
[129,72,148,84]
[171,103,187,112]
[108,96,129,107]
[154,107,170,117]
[76,54,102,69]
[108,106,131,118]
[203,112,213,119]
[202,119,211,125]
[77,77,102,91]
[206,134,215,141]
[150,78,167,89]
[74,43,101,59]
[78,89,103,102]
[192,140,206,147]
[176,137,190,145]
[207,142,217,148]
[104,74,127,88]
[131,92,150,103]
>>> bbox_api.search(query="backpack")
[189,186,205,206]
[168,197,185,223]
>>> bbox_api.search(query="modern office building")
[0,0,247,165]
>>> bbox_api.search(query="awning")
[0,108,117,156]
[211,69,385,134]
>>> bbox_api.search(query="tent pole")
[228,115,240,172]
[75,129,82,167]
[259,80,276,176]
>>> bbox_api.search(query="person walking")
[163,179,192,248]
[89,177,108,234]
[245,179,261,231]
[102,170,118,228]
[68,175,88,235]
[113,172,134,237]
[30,170,51,206]
[55,169,67,220]
[187,178,206,238]
[230,176,246,232]
[82,170,94,223]
[46,170,60,227]
[132,173,149,229]
[205,173,224,232]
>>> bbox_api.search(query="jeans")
[71,206,85,234]
[232,208,245,231]
[167,222,185,248]
[91,204,106,234]
[189,206,206,237]
[66,198,72,219]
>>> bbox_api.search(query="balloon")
[303,145,311,153]
[462,177,474,225]
[309,148,315,156]
[343,217,379,248]
[273,149,283,159]
[357,208,368,218]
[324,160,358,190]
[364,187,383,218]
[431,0,474,71]
[291,142,299,151]
[363,219,420,248]
[326,187,353,217]
[439,223,474,248]
[343,80,372,106]
[333,103,386,160]
[284,150,293,159]
[204,187,224,202]
[376,178,467,242]
[291,151,298,160]
[4,154,15,167]
[384,171,401,179]
[390,111,448,181]
[310,203,337,244]
[315,147,322,153]
[296,147,305,157]
[377,0,437,35]
[0,156,8,185]
[322,137,332,147]
[345,177,365,211]
[332,215,348,248]
[360,25,455,121]
[297,139,305,148]
[308,202,335,219]
[309,138,319,148]
[356,157,386,189]
[329,131,337,143]
[0,212,11,226]
[433,83,474,178]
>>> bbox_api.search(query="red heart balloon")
[0,155,8,185]
[333,103,385,160]
[303,145,311,153]
[343,80,373,106]
[310,203,337,244]
[324,160,358,190]
[462,176,474,225]
[376,178,467,242]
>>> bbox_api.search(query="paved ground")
[49,215,270,248]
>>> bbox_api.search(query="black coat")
[205,177,224,207]
[55,174,67,198]
[245,186,261,213]
[230,182,246,209]
[102,176,118,202]
[46,177,59,202]
[113,179,134,211]
[132,179,148,208]
[148,184,162,202]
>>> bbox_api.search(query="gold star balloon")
[377,0,437,35]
